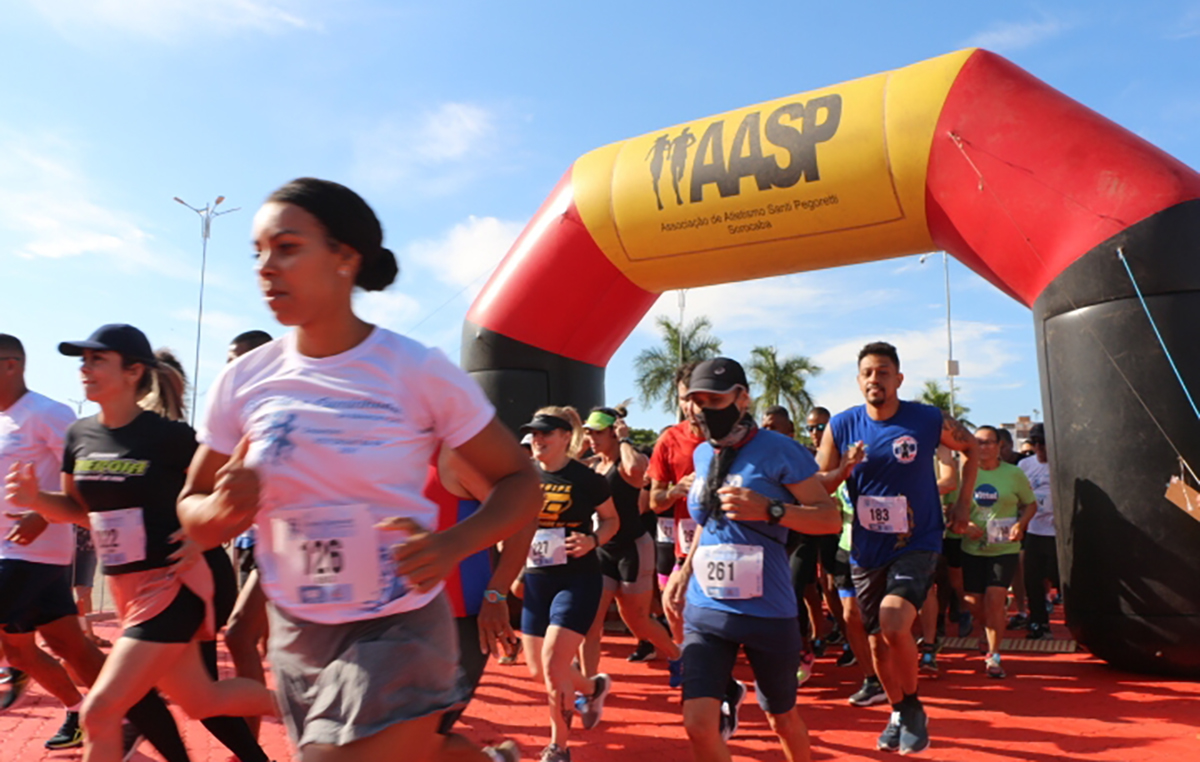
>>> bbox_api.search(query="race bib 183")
[856,495,908,534]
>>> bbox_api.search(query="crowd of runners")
[0,178,1060,762]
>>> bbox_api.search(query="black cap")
[1028,423,1045,443]
[686,358,749,397]
[519,413,573,435]
[59,324,158,366]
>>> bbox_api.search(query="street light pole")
[921,251,958,417]
[174,196,239,425]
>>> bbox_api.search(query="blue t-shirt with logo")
[830,401,945,569]
[686,429,819,619]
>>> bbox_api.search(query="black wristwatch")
[767,499,787,525]
[619,438,635,447]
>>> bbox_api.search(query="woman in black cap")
[176,178,541,762]
[6,323,277,762]
[519,406,618,762]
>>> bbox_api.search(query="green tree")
[918,379,973,426]
[746,345,821,422]
[634,316,722,414]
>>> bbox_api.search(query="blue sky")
[2,1,1198,433]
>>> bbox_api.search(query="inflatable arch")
[461,49,1200,676]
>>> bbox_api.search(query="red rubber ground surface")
[3,617,1197,762]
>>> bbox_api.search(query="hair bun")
[357,246,399,291]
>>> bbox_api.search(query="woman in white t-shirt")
[177,178,541,762]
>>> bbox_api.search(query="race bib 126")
[271,505,381,607]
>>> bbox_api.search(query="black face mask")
[700,402,742,441]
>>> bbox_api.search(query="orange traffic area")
[2,615,1197,762]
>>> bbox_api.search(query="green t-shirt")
[943,488,962,540]
[962,462,1035,557]
[837,483,853,552]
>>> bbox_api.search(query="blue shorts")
[521,571,602,637]
[681,604,802,715]
[0,560,78,634]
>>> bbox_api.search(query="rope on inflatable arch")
[1116,247,1200,422]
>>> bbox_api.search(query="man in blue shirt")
[817,342,978,756]
[664,358,840,762]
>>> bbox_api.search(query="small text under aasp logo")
[892,435,919,464]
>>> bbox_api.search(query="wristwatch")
[483,589,507,604]
[620,438,635,447]
[767,500,787,525]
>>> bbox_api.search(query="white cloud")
[807,321,1022,417]
[634,271,900,341]
[0,132,195,280]
[405,215,523,292]
[27,0,319,40]
[351,103,500,195]
[965,15,1071,52]
[354,290,422,333]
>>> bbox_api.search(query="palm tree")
[634,316,722,413]
[918,379,972,426]
[746,346,821,421]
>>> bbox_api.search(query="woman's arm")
[177,439,259,550]
[391,418,542,592]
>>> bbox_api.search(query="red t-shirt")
[648,420,706,558]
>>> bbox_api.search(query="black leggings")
[197,549,269,762]
[1022,534,1060,628]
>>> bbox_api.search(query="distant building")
[1001,415,1040,444]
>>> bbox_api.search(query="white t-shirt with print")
[0,391,76,565]
[1019,456,1055,537]
[199,328,495,624]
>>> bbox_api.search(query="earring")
[338,267,350,278]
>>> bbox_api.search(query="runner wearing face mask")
[664,358,841,762]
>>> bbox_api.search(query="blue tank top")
[829,401,944,569]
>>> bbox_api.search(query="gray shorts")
[267,593,464,748]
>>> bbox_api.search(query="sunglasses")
[806,423,827,432]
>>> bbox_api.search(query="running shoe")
[811,638,827,658]
[1006,613,1028,630]
[498,639,521,666]
[0,668,28,711]
[667,657,683,689]
[484,740,520,762]
[1026,622,1049,641]
[985,653,1006,679]
[825,628,845,646]
[835,645,857,668]
[577,673,611,730]
[918,643,939,675]
[718,680,747,742]
[898,701,930,756]
[627,641,656,662]
[877,711,902,752]
[849,677,887,707]
[539,743,571,762]
[45,711,83,750]
[796,652,816,685]
[957,611,974,637]
[121,721,146,762]
[0,667,11,684]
